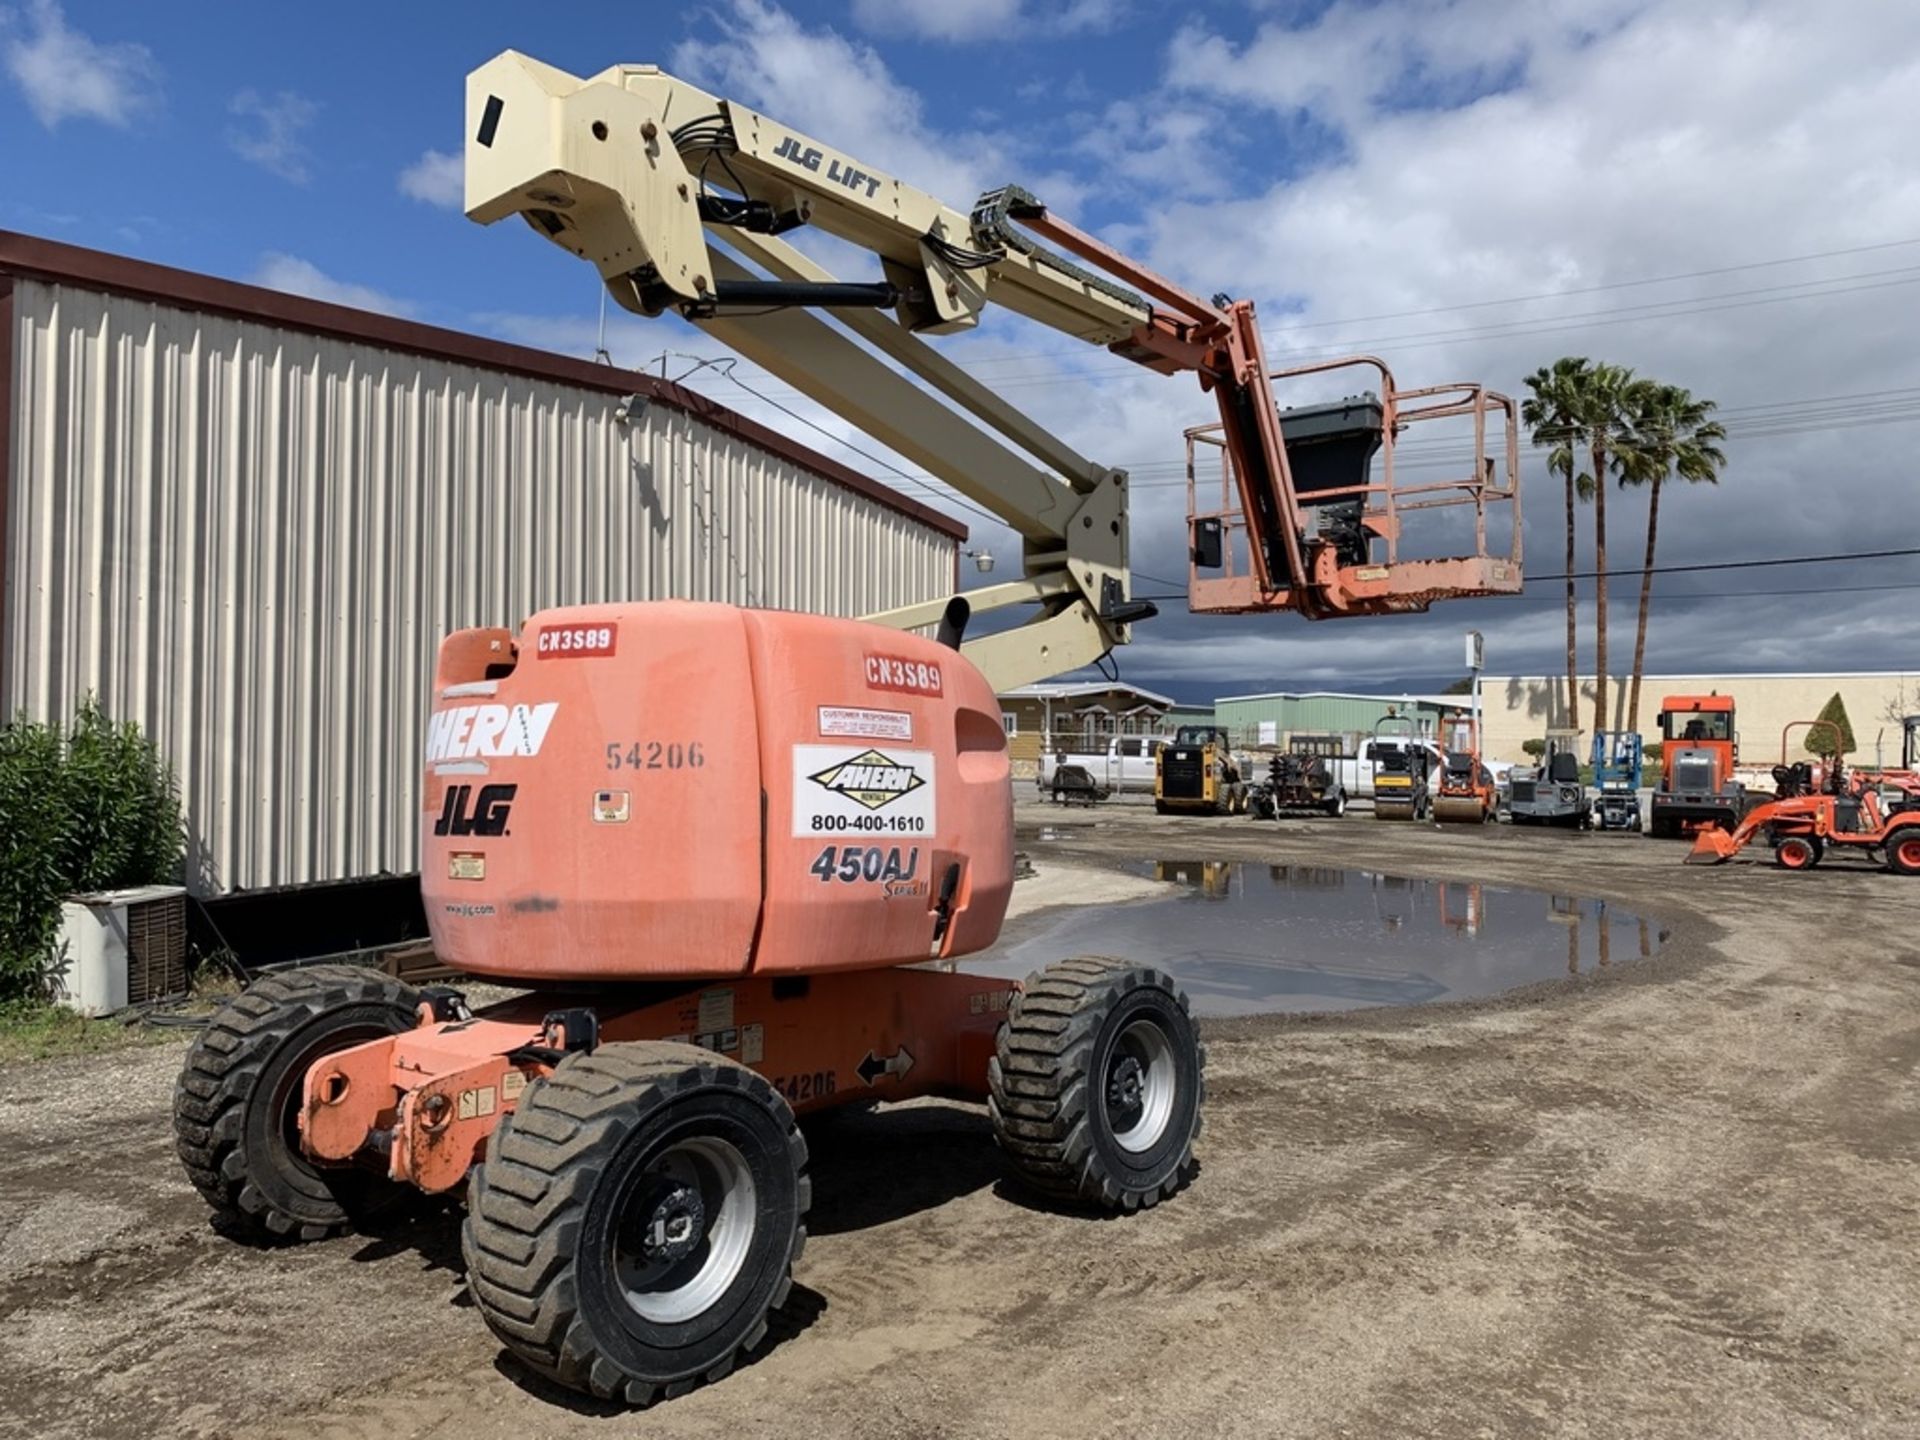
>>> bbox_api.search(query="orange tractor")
[173,52,1522,1406]
[1686,721,1920,872]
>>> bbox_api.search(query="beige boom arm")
[465,51,1154,691]
[464,51,1525,686]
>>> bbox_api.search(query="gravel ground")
[0,798,1914,1439]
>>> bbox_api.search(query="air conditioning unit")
[53,885,190,1016]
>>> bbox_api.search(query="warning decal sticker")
[818,705,913,741]
[792,744,937,836]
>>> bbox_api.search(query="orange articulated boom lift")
[173,51,1522,1407]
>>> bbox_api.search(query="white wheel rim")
[615,1135,757,1325]
[1107,1018,1177,1154]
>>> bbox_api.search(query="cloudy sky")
[5,0,1917,701]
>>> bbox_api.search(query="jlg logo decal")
[433,783,516,837]
[864,654,942,697]
[425,703,558,762]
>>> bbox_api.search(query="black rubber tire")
[1154,801,1170,816]
[1326,791,1347,819]
[463,1043,808,1407]
[1885,825,1920,876]
[1773,835,1822,870]
[173,964,422,1242]
[988,956,1204,1211]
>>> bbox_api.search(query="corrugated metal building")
[0,231,964,897]
[1212,690,1457,749]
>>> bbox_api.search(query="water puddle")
[1026,824,1100,843]
[962,860,1669,1017]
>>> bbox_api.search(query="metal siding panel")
[3,278,955,893]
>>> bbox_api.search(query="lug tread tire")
[463,1043,808,1408]
[987,956,1204,1212]
[1886,825,1920,876]
[172,964,422,1243]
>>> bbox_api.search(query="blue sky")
[2,1,1200,325]
[5,1,1919,702]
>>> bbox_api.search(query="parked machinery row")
[1688,717,1920,873]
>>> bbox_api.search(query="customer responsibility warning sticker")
[818,705,913,741]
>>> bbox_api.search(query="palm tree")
[1521,358,1589,730]
[1574,361,1641,735]
[1620,382,1727,728]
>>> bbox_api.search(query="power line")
[708,233,1920,389]
[1131,578,1920,606]
[1267,236,1920,331]
[1531,547,1920,583]
[715,385,1920,502]
[696,360,1011,530]
[1127,549,1920,602]
[713,257,1920,405]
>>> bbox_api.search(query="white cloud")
[250,254,418,318]
[1081,0,1920,687]
[228,89,318,183]
[460,0,1920,689]
[849,0,1019,43]
[399,148,462,208]
[2,0,159,128]
[849,0,1123,43]
[673,0,1087,214]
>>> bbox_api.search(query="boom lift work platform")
[173,50,1524,1408]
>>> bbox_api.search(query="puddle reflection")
[963,860,1670,1017]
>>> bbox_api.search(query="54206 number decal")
[773,1071,836,1104]
[605,740,705,771]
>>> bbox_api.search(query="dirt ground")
[2,798,1915,1439]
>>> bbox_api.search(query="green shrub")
[0,700,183,1001]
[1807,693,1856,755]
[0,719,70,998]
[1521,738,1546,759]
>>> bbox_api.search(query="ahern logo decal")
[808,749,926,811]
[792,743,935,838]
[425,703,558,763]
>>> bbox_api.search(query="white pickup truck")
[1037,735,1167,798]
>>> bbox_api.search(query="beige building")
[1480,671,1919,768]
[998,682,1174,775]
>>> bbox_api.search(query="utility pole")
[1466,630,1484,752]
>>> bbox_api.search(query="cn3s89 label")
[536,624,617,658]
[863,654,941,696]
